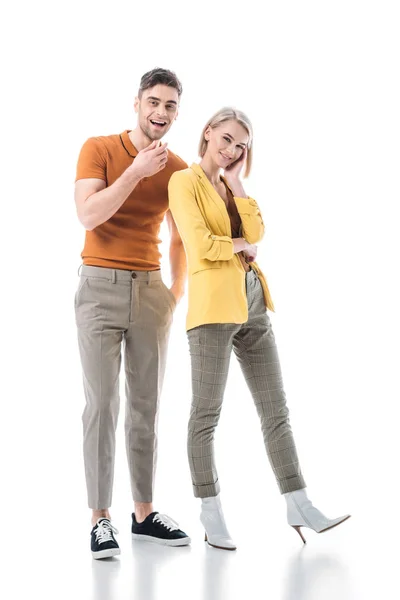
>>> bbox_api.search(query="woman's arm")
[234,195,265,245]
[169,172,251,261]
[224,150,265,245]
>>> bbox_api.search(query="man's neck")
[128,128,153,152]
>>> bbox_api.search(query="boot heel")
[286,489,351,543]
[292,525,307,544]
[204,532,208,542]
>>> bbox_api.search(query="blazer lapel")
[190,163,232,235]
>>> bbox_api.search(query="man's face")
[135,84,179,141]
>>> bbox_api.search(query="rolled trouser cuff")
[278,475,306,494]
[193,479,221,499]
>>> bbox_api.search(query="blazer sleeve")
[169,172,234,262]
[233,196,265,244]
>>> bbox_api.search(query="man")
[74,68,190,559]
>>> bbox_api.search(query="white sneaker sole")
[131,533,191,546]
[92,547,121,559]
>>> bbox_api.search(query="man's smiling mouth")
[150,119,167,128]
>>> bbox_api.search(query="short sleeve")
[75,137,107,182]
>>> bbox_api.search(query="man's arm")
[165,209,187,302]
[75,139,168,231]
[75,170,142,231]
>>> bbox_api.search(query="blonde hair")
[198,107,253,178]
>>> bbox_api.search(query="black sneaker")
[131,512,191,546]
[91,518,121,559]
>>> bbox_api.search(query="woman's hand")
[232,238,258,262]
[223,147,247,183]
[223,148,248,197]
[243,243,257,262]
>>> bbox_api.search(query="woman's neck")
[199,154,222,187]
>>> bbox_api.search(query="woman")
[168,108,350,550]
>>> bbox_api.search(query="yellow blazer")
[168,163,275,331]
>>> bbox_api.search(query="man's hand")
[165,209,187,305]
[129,140,168,179]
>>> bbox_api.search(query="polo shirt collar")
[120,130,139,158]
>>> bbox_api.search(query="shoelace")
[153,513,180,532]
[94,519,119,544]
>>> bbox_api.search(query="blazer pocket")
[191,260,222,275]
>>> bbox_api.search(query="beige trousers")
[75,265,176,509]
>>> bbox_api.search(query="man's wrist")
[171,279,185,291]
[171,280,185,301]
[126,163,143,183]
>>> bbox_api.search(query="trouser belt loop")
[111,269,116,284]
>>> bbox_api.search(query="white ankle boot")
[284,488,351,543]
[200,495,236,551]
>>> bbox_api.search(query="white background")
[1,1,399,598]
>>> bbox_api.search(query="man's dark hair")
[138,68,183,98]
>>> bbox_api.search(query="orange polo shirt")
[76,130,187,270]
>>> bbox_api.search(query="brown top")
[222,182,251,273]
[76,130,188,270]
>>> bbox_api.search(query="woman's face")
[204,119,249,169]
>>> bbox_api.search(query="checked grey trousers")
[75,265,176,509]
[187,269,306,498]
